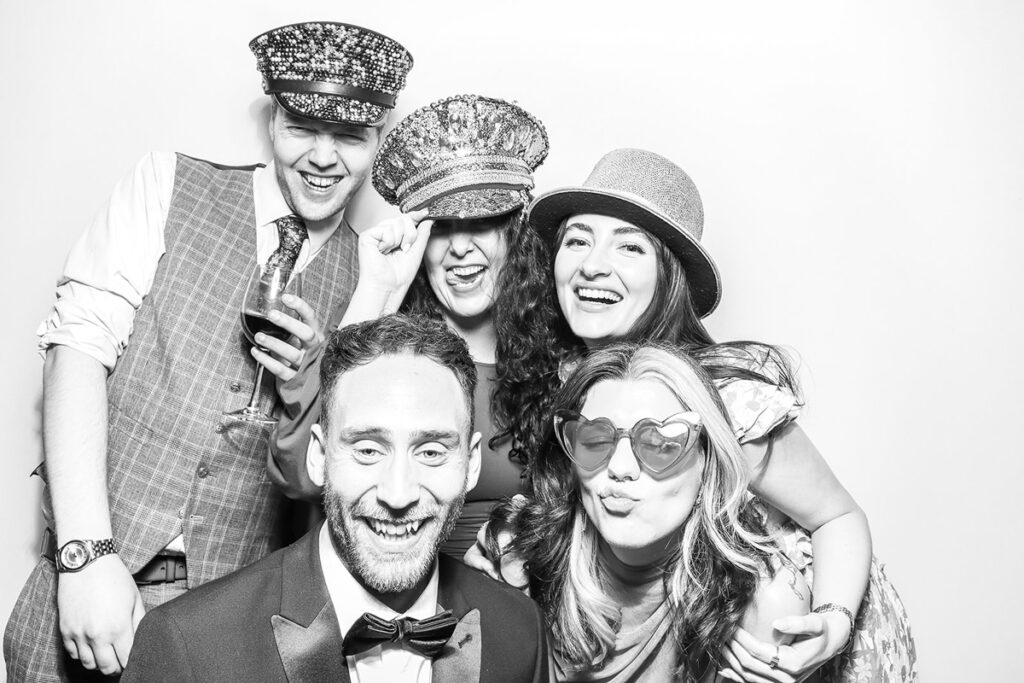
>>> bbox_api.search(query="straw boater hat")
[249,22,413,126]
[527,148,721,318]
[373,94,549,220]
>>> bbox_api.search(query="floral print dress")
[720,373,919,683]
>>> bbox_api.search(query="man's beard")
[323,477,465,594]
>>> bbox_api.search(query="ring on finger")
[769,644,780,669]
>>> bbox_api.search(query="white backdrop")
[2,1,1021,680]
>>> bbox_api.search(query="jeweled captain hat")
[249,22,413,126]
[373,94,549,220]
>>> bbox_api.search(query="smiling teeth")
[451,265,485,277]
[577,287,623,303]
[302,174,341,189]
[367,519,424,538]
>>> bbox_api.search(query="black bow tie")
[341,610,458,659]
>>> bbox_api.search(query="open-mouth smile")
[300,172,342,193]
[446,264,487,289]
[364,517,426,539]
[575,286,624,305]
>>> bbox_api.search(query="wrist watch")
[55,538,117,573]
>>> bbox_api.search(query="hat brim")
[527,188,721,318]
[276,92,387,126]
[413,187,528,221]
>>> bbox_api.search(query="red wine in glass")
[223,263,300,425]
[241,309,290,347]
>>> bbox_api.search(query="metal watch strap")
[55,538,117,573]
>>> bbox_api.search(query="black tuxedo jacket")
[122,526,548,682]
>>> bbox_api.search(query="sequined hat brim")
[418,187,529,221]
[373,94,549,209]
[275,92,388,126]
[251,20,413,126]
[527,188,722,318]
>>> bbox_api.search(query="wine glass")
[223,263,300,424]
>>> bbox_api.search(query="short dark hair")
[318,314,477,434]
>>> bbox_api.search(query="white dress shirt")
[319,524,437,683]
[37,150,342,370]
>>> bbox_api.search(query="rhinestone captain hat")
[250,22,413,126]
[373,94,549,220]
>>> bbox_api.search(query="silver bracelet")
[812,602,856,652]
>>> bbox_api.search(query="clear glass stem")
[245,362,267,412]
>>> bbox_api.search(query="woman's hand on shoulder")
[462,506,530,593]
[719,557,842,683]
[719,611,852,682]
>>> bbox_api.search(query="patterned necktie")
[340,610,458,659]
[265,215,308,277]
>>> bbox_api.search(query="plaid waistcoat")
[104,154,357,587]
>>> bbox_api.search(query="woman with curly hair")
[476,149,916,682]
[266,94,565,555]
[395,207,565,555]
[509,342,807,682]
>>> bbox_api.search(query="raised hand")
[356,209,432,307]
[338,209,433,328]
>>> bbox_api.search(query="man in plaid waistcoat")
[4,22,416,682]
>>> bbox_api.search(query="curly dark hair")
[399,207,575,468]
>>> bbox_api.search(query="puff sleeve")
[710,345,803,443]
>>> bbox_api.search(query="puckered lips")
[300,171,343,193]
[360,515,430,551]
[598,488,638,514]
[444,263,488,291]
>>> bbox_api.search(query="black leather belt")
[41,528,187,584]
[134,554,188,585]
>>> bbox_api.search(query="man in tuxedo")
[122,314,548,682]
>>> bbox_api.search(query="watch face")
[59,541,89,570]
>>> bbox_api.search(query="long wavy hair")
[492,217,801,468]
[399,207,572,465]
[505,343,775,681]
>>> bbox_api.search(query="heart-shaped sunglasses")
[553,409,704,475]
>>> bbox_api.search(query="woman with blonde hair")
[505,342,805,682]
